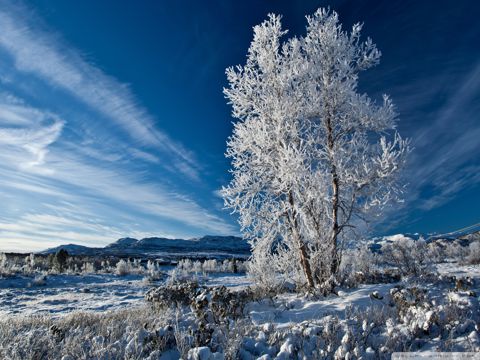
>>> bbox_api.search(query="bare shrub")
[146,281,199,309]
[381,238,429,276]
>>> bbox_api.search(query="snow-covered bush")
[464,241,480,265]
[201,258,246,273]
[132,258,142,271]
[381,238,429,276]
[115,259,131,276]
[0,305,175,359]
[29,274,47,287]
[112,258,145,276]
[23,254,36,274]
[339,245,406,288]
[444,241,469,260]
[426,242,445,263]
[147,283,257,356]
[146,282,255,322]
[339,245,379,287]
[191,286,255,324]
[168,266,208,285]
[0,253,10,277]
[100,260,111,273]
[173,258,246,281]
[146,281,199,309]
[143,260,164,283]
[246,254,287,294]
[201,259,217,273]
[146,259,158,274]
[0,253,27,277]
[82,262,96,274]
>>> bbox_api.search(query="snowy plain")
[0,270,251,316]
[1,232,480,359]
[1,257,480,358]
[1,262,479,321]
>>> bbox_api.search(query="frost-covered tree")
[222,9,409,291]
[24,253,35,273]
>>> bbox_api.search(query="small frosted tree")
[222,9,409,291]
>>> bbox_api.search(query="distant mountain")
[40,235,250,259]
[104,237,138,249]
[460,230,480,241]
[37,229,480,258]
[108,235,249,255]
[39,243,101,256]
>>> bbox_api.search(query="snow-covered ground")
[0,270,250,316]
[248,283,398,328]
[2,263,479,319]
[436,262,480,278]
[0,274,151,316]
[1,262,479,358]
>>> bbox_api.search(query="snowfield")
[436,262,480,279]
[0,271,250,316]
[248,283,399,328]
[1,261,479,359]
[0,274,151,316]
[1,234,479,358]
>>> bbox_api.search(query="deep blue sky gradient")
[0,0,479,251]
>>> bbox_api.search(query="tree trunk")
[326,117,340,280]
[330,174,339,276]
[299,241,315,289]
[288,191,315,289]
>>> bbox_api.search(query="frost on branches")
[222,9,409,292]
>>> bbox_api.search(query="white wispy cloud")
[405,60,480,210]
[0,2,237,252]
[0,95,64,173]
[45,152,234,233]
[0,94,235,245]
[0,148,235,244]
[0,2,199,180]
[377,60,480,233]
[0,212,128,251]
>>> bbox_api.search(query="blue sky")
[0,0,479,252]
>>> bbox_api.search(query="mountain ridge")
[39,235,249,258]
[39,230,480,258]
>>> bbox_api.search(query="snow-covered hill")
[39,243,101,256]
[369,230,480,251]
[40,235,249,258]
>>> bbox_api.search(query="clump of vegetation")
[168,258,246,284]
[381,238,430,276]
[0,305,176,359]
[146,281,200,308]
[465,241,480,265]
[0,251,169,280]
